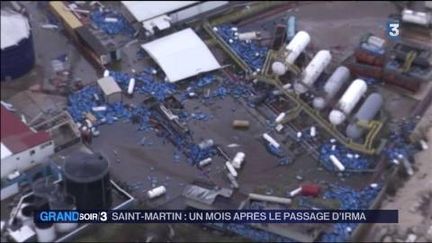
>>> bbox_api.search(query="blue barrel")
[1,11,35,81]
[286,16,296,42]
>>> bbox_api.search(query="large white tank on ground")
[294,50,332,94]
[35,222,56,243]
[313,66,350,110]
[329,79,367,125]
[346,93,383,139]
[271,31,310,76]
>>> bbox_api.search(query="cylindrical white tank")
[271,61,287,76]
[17,203,34,228]
[238,31,261,41]
[329,155,345,171]
[127,78,135,95]
[294,50,332,94]
[402,9,432,27]
[262,133,280,148]
[226,161,238,177]
[329,79,368,125]
[198,157,212,167]
[275,112,286,123]
[232,152,245,169]
[313,66,350,110]
[285,31,311,65]
[289,187,302,197]
[249,193,292,205]
[147,186,166,199]
[346,93,383,139]
[35,222,57,243]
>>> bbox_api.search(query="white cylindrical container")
[92,106,107,112]
[329,155,345,171]
[103,70,110,77]
[297,132,302,139]
[262,133,280,148]
[275,112,286,123]
[127,78,135,95]
[402,9,431,27]
[226,161,238,177]
[285,31,311,65]
[313,66,350,110]
[232,152,245,169]
[271,61,287,76]
[35,222,57,243]
[346,93,383,139]
[419,139,428,150]
[310,126,316,137]
[294,50,332,94]
[147,186,166,199]
[289,187,302,197]
[283,83,292,90]
[198,157,212,167]
[329,79,368,125]
[249,193,292,205]
[238,31,261,40]
[50,195,78,233]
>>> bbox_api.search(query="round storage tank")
[49,194,78,233]
[63,152,112,210]
[346,93,383,139]
[1,10,35,81]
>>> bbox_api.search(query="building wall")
[1,140,54,178]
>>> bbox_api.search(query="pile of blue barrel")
[319,141,371,171]
[90,9,135,37]
[214,24,268,72]
[320,183,382,242]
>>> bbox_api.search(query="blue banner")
[34,210,398,224]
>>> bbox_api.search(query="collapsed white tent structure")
[141,28,221,82]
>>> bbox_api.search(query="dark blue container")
[1,26,35,81]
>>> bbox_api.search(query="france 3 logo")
[386,20,400,40]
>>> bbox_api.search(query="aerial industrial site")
[1,1,431,242]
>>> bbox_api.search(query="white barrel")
[226,161,238,177]
[310,126,316,137]
[271,61,287,76]
[275,112,286,123]
[127,78,135,95]
[419,139,429,150]
[294,50,332,94]
[329,79,367,125]
[313,66,350,110]
[262,133,280,148]
[103,69,110,77]
[285,31,311,65]
[249,193,292,205]
[199,157,212,167]
[289,187,302,197]
[232,152,245,169]
[35,223,56,243]
[238,31,261,40]
[92,106,107,112]
[329,155,345,171]
[147,186,166,199]
[402,9,431,27]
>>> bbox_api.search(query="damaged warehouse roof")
[141,28,221,82]
[121,1,198,22]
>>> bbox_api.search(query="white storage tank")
[272,31,311,76]
[49,194,78,233]
[285,31,311,65]
[346,93,383,140]
[329,79,367,125]
[127,78,135,95]
[402,9,432,27]
[34,222,57,243]
[313,66,350,110]
[294,50,332,94]
[147,186,166,199]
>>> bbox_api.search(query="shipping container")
[346,60,383,79]
[354,47,386,67]
[382,68,422,92]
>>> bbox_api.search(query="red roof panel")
[1,105,51,154]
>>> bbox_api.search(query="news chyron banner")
[35,210,398,224]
